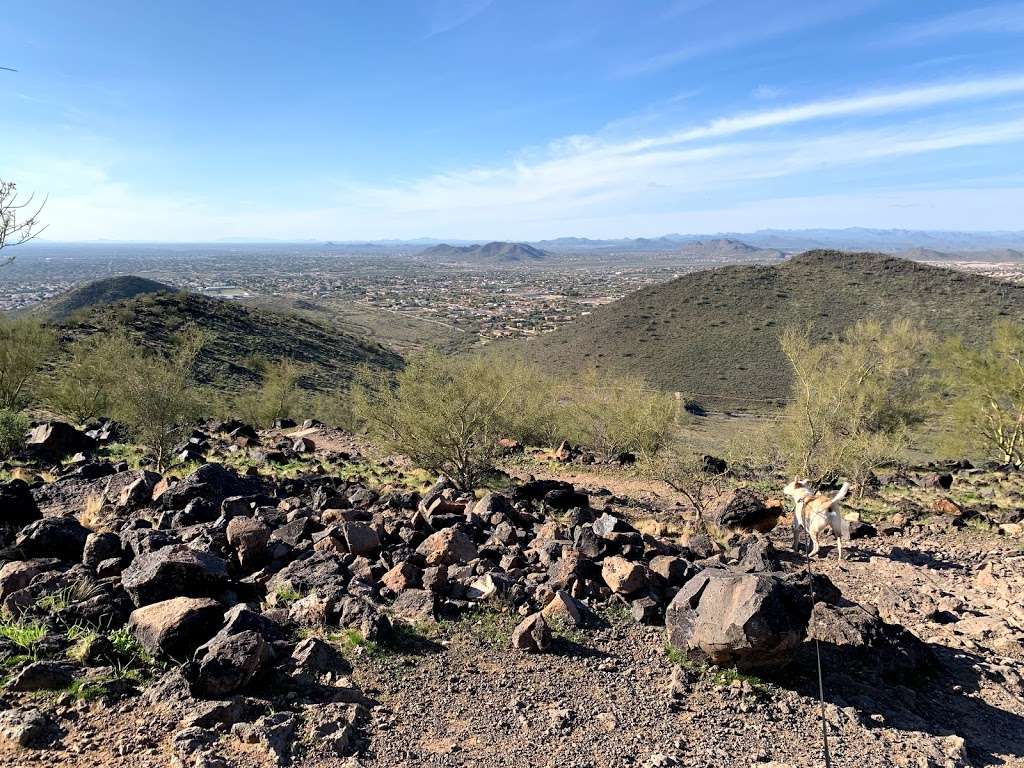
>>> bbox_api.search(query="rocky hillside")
[39,276,173,321]
[419,241,550,263]
[0,421,1021,766]
[517,251,1024,405]
[57,286,402,391]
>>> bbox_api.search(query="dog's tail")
[829,482,850,506]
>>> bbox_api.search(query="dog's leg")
[792,514,802,553]
[807,529,820,558]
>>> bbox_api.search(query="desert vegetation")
[2,260,1024,768]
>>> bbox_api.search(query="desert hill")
[54,280,402,390]
[419,241,550,262]
[39,275,173,321]
[674,238,783,260]
[516,250,1024,405]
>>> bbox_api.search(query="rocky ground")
[1,420,1022,768]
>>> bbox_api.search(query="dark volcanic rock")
[188,629,271,697]
[16,517,90,561]
[511,612,551,652]
[157,463,262,511]
[26,421,96,458]
[666,567,811,671]
[808,601,935,682]
[0,479,41,541]
[121,545,231,606]
[710,489,782,533]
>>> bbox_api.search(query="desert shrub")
[0,317,57,409]
[0,408,27,458]
[777,318,932,490]
[234,357,307,427]
[644,450,726,517]
[352,351,548,489]
[309,389,358,432]
[935,320,1024,467]
[45,332,132,425]
[557,369,679,460]
[115,327,209,471]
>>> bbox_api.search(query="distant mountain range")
[418,241,551,262]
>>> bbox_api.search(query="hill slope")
[40,275,173,321]
[58,285,402,391]
[419,241,550,262]
[516,251,1024,405]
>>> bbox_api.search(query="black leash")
[795,504,834,768]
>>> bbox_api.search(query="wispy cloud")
[619,3,867,77]
[892,2,1024,43]
[29,74,1024,240]
[424,0,495,38]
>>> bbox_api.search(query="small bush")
[0,317,57,410]
[0,408,27,459]
[45,332,132,425]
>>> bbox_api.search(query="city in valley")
[6,239,1024,354]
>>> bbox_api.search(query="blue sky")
[3,0,1024,240]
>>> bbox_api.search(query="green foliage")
[776,318,932,488]
[274,585,302,605]
[234,357,308,427]
[45,332,132,425]
[556,369,679,460]
[0,616,47,660]
[0,316,57,409]
[353,351,551,489]
[354,350,677,488]
[936,320,1024,467]
[115,326,209,471]
[0,408,27,459]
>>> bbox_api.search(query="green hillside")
[41,275,173,321]
[516,250,1024,406]
[57,285,402,391]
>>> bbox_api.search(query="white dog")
[782,478,851,559]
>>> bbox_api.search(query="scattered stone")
[511,612,551,652]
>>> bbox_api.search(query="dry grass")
[79,492,107,531]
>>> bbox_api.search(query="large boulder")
[710,489,783,533]
[156,463,261,511]
[26,421,95,459]
[808,602,935,682]
[0,479,41,541]
[121,545,230,606]
[16,517,91,561]
[665,567,811,671]
[129,597,224,660]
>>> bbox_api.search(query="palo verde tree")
[117,327,209,471]
[776,318,932,492]
[936,320,1024,468]
[352,351,541,489]
[0,316,57,410]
